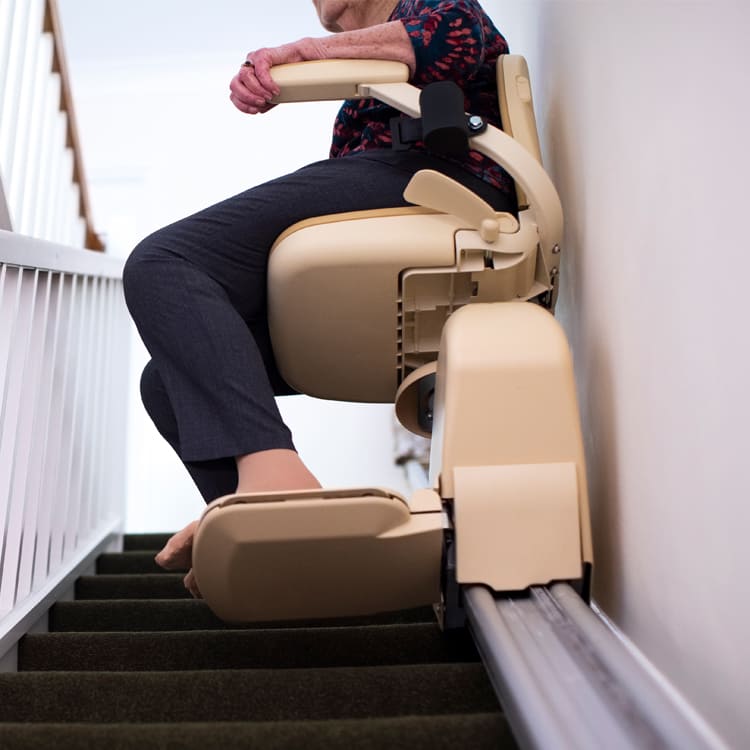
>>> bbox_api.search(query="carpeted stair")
[0,533,518,749]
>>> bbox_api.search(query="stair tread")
[2,540,513,746]
[51,599,437,631]
[0,714,516,750]
[20,623,478,671]
[0,664,499,722]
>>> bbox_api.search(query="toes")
[154,521,199,569]
[184,569,202,598]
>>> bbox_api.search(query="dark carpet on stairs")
[0,533,519,749]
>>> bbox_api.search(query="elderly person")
[122,0,514,592]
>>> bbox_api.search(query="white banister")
[0,230,128,635]
[15,29,53,234]
[0,0,103,250]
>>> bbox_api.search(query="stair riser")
[50,600,436,632]
[0,714,514,750]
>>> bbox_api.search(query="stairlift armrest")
[269,60,410,103]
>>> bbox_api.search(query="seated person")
[122,0,516,595]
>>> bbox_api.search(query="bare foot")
[183,568,202,598]
[155,520,198,570]
[236,449,321,493]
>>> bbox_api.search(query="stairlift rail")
[464,584,716,750]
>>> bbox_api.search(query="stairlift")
[191,55,593,627]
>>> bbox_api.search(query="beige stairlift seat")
[267,55,552,404]
[192,56,593,624]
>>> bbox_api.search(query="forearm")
[274,22,416,75]
[232,21,416,115]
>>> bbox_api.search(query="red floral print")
[330,0,513,196]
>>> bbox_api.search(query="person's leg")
[126,151,516,466]
[124,154,424,470]
[123,154,414,579]
[140,360,240,500]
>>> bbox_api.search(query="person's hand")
[229,47,287,115]
[183,568,202,598]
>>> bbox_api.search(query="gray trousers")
[122,149,516,502]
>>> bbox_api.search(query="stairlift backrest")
[496,55,543,208]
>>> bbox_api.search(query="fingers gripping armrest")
[269,60,410,103]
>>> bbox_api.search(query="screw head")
[552,244,561,254]
[468,115,485,132]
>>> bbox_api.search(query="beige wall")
[485,0,749,745]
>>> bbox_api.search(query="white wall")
[57,0,412,533]
[486,0,749,745]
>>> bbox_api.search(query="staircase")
[0,533,517,749]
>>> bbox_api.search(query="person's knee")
[140,360,179,445]
[122,229,175,314]
[140,360,164,414]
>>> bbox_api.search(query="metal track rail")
[464,584,715,750]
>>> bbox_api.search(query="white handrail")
[0,230,128,644]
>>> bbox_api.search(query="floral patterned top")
[330,0,512,195]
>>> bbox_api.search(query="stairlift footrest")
[193,488,443,623]
[452,462,582,590]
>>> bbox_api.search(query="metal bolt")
[552,244,561,254]
[468,115,485,132]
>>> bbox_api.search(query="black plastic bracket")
[390,80,487,156]
[439,528,467,631]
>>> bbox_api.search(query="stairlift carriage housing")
[192,56,594,625]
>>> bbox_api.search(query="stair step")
[0,714,516,750]
[96,552,185,575]
[50,599,437,632]
[2,538,514,747]
[122,533,173,551]
[0,664,499,722]
[20,623,478,671]
[76,574,190,599]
